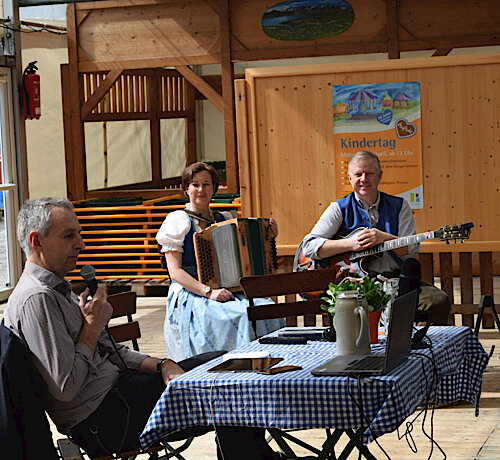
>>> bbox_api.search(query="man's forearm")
[317,238,355,258]
[140,356,162,374]
[77,323,101,354]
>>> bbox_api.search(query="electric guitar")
[293,222,474,286]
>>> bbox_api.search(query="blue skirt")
[164,282,285,361]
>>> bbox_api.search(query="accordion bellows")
[193,218,278,290]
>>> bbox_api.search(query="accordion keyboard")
[195,236,216,285]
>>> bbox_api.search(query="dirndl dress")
[157,207,285,361]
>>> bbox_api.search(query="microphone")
[397,257,421,300]
[397,258,430,348]
[80,265,98,297]
[80,265,114,338]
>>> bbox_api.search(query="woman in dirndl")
[156,162,284,361]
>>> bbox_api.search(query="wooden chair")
[57,291,194,460]
[107,291,141,351]
[240,268,339,457]
[240,267,339,333]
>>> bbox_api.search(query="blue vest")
[336,192,403,237]
[182,212,227,279]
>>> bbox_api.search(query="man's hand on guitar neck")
[318,227,408,258]
[356,228,409,256]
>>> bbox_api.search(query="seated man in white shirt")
[301,150,450,325]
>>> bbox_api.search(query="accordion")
[193,218,278,290]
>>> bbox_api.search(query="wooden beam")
[232,35,500,62]
[234,79,252,214]
[400,34,500,51]
[76,9,90,27]
[150,70,161,186]
[233,41,388,62]
[433,49,452,56]
[386,0,400,59]
[185,77,197,165]
[80,69,123,120]
[76,0,174,9]
[61,64,76,200]
[66,4,87,201]
[79,54,220,73]
[203,0,248,52]
[202,0,219,15]
[175,65,225,113]
[219,0,238,192]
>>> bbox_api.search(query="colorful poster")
[333,82,423,209]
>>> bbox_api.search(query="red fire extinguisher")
[22,61,41,119]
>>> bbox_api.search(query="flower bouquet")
[321,276,392,334]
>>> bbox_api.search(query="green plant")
[321,276,392,325]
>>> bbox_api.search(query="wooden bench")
[68,200,240,285]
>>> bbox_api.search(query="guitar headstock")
[434,222,474,243]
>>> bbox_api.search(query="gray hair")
[17,197,74,257]
[348,150,381,173]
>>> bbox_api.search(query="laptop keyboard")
[346,355,385,371]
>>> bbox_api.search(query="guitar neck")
[349,230,435,261]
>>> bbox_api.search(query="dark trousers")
[69,351,279,460]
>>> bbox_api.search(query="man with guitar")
[301,150,450,325]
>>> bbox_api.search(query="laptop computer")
[311,289,418,377]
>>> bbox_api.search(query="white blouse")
[156,205,233,253]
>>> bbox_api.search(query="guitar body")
[294,228,374,277]
[293,230,371,299]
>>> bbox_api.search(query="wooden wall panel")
[237,54,500,252]
[74,0,500,72]
[77,1,220,71]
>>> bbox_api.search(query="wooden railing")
[418,242,500,329]
[275,241,499,330]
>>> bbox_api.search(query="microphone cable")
[401,337,447,460]
[346,374,392,459]
[79,266,156,456]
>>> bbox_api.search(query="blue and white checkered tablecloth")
[140,326,488,449]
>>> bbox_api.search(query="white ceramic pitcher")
[335,290,371,356]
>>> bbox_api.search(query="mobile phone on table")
[208,357,283,372]
[256,365,302,375]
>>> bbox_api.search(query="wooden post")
[219,0,238,192]
[66,4,87,201]
[386,0,400,59]
[150,70,161,186]
[185,76,197,165]
[479,252,494,328]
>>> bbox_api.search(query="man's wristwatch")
[202,285,211,297]
[157,358,170,374]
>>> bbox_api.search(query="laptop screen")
[383,289,419,373]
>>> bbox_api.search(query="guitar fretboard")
[349,231,435,261]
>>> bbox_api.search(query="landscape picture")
[262,0,354,41]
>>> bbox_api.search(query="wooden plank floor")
[125,299,500,460]
[2,292,499,459]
